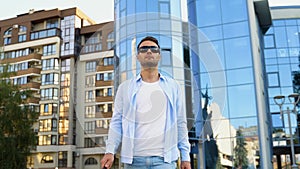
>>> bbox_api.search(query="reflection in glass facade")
[115,0,273,168]
[264,6,300,169]
[114,0,194,142]
[114,0,194,168]
[188,0,272,168]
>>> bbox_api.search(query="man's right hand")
[100,153,114,169]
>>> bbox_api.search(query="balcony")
[0,53,42,64]
[97,65,114,72]
[95,111,113,118]
[95,128,109,134]
[16,67,41,76]
[20,81,40,90]
[24,97,40,104]
[96,96,113,102]
[95,80,113,87]
[30,28,61,41]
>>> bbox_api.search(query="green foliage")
[0,65,38,168]
[233,129,248,169]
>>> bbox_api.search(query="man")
[101,36,191,169]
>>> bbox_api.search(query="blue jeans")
[124,156,176,169]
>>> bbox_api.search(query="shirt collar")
[135,73,166,82]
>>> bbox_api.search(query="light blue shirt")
[105,73,191,164]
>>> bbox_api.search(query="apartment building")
[75,22,116,169]
[0,8,114,169]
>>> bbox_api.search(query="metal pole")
[287,107,298,169]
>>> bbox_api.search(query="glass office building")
[114,0,273,168]
[114,0,195,167]
[264,6,300,169]
[187,0,272,168]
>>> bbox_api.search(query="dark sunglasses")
[138,46,160,53]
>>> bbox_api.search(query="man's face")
[137,40,161,68]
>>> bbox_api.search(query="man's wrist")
[105,152,114,155]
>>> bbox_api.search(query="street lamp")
[274,93,300,169]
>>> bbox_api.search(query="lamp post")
[274,93,300,169]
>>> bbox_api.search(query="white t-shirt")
[133,80,167,157]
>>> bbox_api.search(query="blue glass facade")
[114,0,195,132]
[264,6,300,168]
[188,0,272,168]
[114,0,273,168]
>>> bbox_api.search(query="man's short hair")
[137,36,160,49]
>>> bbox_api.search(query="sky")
[0,0,114,23]
[0,0,300,23]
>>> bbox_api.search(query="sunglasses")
[138,46,160,53]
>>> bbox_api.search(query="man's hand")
[100,153,114,169]
[181,161,191,169]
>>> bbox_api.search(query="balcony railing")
[95,111,113,118]
[0,53,42,64]
[96,96,113,102]
[20,81,40,89]
[95,80,113,87]
[97,65,114,72]
[16,67,41,76]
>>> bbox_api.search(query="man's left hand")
[181,161,191,169]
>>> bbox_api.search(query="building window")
[39,135,55,145]
[61,59,70,72]
[58,119,69,134]
[96,119,110,129]
[85,90,95,102]
[41,155,54,163]
[267,72,280,87]
[39,119,57,132]
[43,44,56,56]
[85,106,95,118]
[159,2,170,17]
[86,61,97,72]
[96,72,114,81]
[58,151,67,167]
[42,58,59,70]
[264,35,275,48]
[40,103,58,116]
[85,75,95,87]
[19,25,27,33]
[4,27,12,35]
[13,76,28,85]
[65,28,70,36]
[4,37,11,45]
[46,19,58,29]
[18,34,26,42]
[3,27,13,45]
[85,157,98,165]
[96,88,113,97]
[42,73,59,85]
[103,57,114,66]
[40,88,59,100]
[4,48,29,59]
[85,121,95,134]
[96,73,104,81]
[64,42,70,50]
[107,31,114,49]
[84,138,96,148]
[160,49,172,66]
[96,103,113,113]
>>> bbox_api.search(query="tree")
[233,129,248,169]
[0,65,38,168]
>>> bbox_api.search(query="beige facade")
[0,8,114,169]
